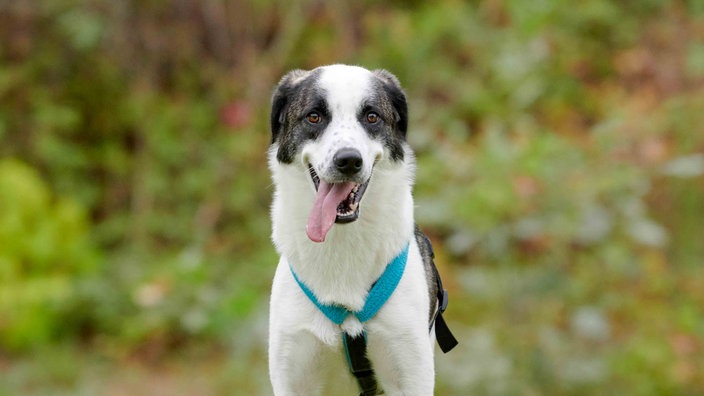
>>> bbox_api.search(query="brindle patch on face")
[369,69,408,162]
[270,69,326,164]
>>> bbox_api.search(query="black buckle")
[440,289,449,312]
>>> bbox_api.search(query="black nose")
[334,148,363,175]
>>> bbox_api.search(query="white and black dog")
[268,64,456,395]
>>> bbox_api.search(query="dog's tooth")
[349,202,358,211]
[338,208,354,216]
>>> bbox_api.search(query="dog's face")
[270,65,409,242]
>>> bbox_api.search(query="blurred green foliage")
[1,0,704,394]
[0,159,98,349]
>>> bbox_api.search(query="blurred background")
[1,0,703,394]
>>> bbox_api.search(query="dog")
[268,64,456,395]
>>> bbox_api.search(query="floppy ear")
[270,69,308,143]
[373,69,408,138]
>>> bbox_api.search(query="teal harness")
[289,244,409,326]
[289,242,456,396]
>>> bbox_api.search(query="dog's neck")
[270,157,415,311]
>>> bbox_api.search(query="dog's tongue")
[306,180,356,243]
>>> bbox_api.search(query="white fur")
[268,65,435,395]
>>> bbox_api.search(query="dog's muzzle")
[305,149,371,242]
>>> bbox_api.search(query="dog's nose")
[334,148,363,176]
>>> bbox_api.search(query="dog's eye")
[366,112,380,124]
[306,112,321,124]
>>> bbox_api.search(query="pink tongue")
[306,180,356,242]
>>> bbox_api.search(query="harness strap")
[433,300,458,353]
[290,245,408,395]
[343,332,381,396]
[289,244,409,325]
[289,241,457,394]
[429,256,459,353]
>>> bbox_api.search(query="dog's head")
[269,65,409,243]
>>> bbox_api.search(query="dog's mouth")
[306,165,370,243]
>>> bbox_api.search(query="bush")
[0,159,100,350]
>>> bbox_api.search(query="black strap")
[415,226,458,353]
[430,262,459,353]
[434,308,458,353]
[343,332,381,396]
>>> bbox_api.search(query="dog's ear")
[270,69,309,144]
[373,69,408,138]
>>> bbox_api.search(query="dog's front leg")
[269,262,326,396]
[367,326,436,395]
[269,330,325,396]
[269,261,359,395]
